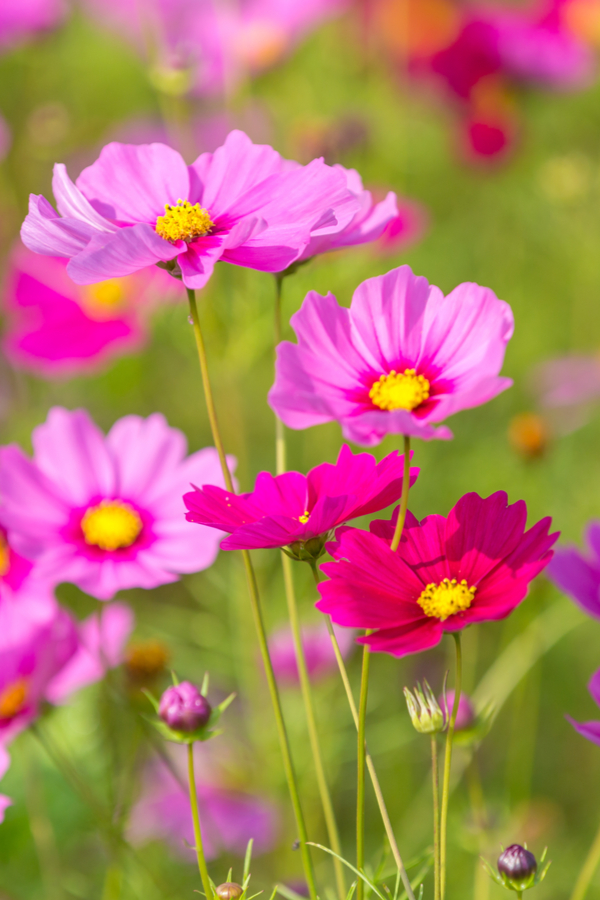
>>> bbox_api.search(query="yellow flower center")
[298,510,310,523]
[417,578,476,621]
[155,200,214,243]
[81,500,143,551]
[125,640,170,680]
[0,678,28,719]
[369,369,430,411]
[0,533,10,578]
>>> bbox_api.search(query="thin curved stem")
[391,436,411,552]
[440,632,463,900]
[356,643,371,900]
[274,274,286,475]
[431,736,440,900]
[187,744,213,900]
[186,287,317,900]
[570,815,600,900]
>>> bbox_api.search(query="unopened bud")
[404,680,444,734]
[159,682,211,733]
[441,690,475,731]
[287,535,327,561]
[216,884,243,900]
[498,845,538,891]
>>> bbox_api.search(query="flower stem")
[440,632,463,900]
[274,274,286,475]
[308,561,416,900]
[186,287,317,900]
[570,814,600,900]
[281,551,346,900]
[431,735,440,900]
[356,642,371,900]
[390,436,411,552]
[187,743,213,900]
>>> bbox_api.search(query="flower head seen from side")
[317,492,558,658]
[21,130,359,291]
[0,408,233,600]
[547,521,600,620]
[184,443,418,559]
[269,265,514,446]
[566,667,600,746]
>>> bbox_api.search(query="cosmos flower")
[2,243,177,378]
[547,521,600,619]
[316,492,557,658]
[268,621,355,685]
[375,198,429,256]
[0,408,231,600]
[269,265,514,446]
[21,130,359,291]
[567,667,600,746]
[184,443,418,559]
[128,744,279,859]
[0,0,65,52]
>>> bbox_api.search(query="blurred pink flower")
[0,408,232,600]
[567,667,600,746]
[21,131,359,290]
[0,526,33,598]
[269,265,514,446]
[128,745,279,859]
[441,689,475,731]
[2,244,177,378]
[375,198,429,256]
[547,521,600,619]
[0,0,65,52]
[269,621,355,685]
[531,354,600,407]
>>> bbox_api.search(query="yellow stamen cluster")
[0,533,10,578]
[298,510,310,523]
[81,500,143,551]
[0,678,28,720]
[125,640,170,681]
[155,200,214,243]
[417,578,476,621]
[83,278,126,312]
[369,369,430,412]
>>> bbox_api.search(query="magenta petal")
[589,669,600,708]
[21,195,96,258]
[567,715,600,747]
[547,547,600,619]
[67,223,181,284]
[360,617,442,658]
[178,233,228,290]
[52,164,117,233]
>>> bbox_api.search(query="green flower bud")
[404,680,444,734]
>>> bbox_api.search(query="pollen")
[417,578,476,621]
[81,500,143,551]
[298,510,310,523]
[155,200,214,243]
[0,533,10,578]
[369,369,430,412]
[0,678,28,720]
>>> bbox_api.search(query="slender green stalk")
[431,736,440,900]
[440,632,463,900]
[356,643,371,900]
[390,436,411,552]
[570,815,600,900]
[281,551,346,900]
[24,737,63,900]
[187,744,213,900]
[186,287,317,900]
[274,274,286,474]
[101,864,123,900]
[308,561,416,900]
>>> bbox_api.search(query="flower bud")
[158,682,211,733]
[404,680,444,734]
[441,690,475,731]
[497,845,538,891]
[216,884,243,900]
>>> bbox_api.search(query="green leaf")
[243,839,254,882]
[307,843,387,900]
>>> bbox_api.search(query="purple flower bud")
[440,690,475,731]
[215,884,243,900]
[498,845,538,891]
[158,682,211,733]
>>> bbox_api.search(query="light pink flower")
[269,265,514,446]
[21,131,359,290]
[268,621,355,685]
[128,745,279,859]
[0,408,232,600]
[2,243,177,378]
[0,0,65,51]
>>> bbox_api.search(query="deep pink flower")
[183,444,418,557]
[567,668,600,746]
[269,265,514,446]
[375,199,429,256]
[0,0,65,51]
[2,244,177,378]
[317,492,557,658]
[21,131,359,290]
[0,745,11,823]
[441,689,475,731]
[128,745,279,859]
[0,408,232,600]
[268,621,355,685]
[547,522,600,619]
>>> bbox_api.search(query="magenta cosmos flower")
[567,668,600,747]
[0,408,231,600]
[269,265,514,446]
[2,243,177,378]
[21,130,359,290]
[547,522,600,619]
[317,492,557,658]
[184,443,418,559]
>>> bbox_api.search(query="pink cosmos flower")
[375,199,429,256]
[0,408,231,600]
[269,265,514,446]
[183,443,418,558]
[0,0,65,52]
[268,621,355,685]
[547,522,600,619]
[128,745,279,859]
[441,689,475,731]
[567,667,600,746]
[317,492,557,658]
[0,526,33,599]
[531,354,600,408]
[2,243,177,378]
[21,130,359,290]
[0,745,12,823]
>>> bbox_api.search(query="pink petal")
[67,223,181,285]
[360,617,442,658]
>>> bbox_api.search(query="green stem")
[309,562,416,900]
[390,436,411,552]
[440,632,463,900]
[186,287,317,900]
[101,864,123,900]
[570,815,600,900]
[431,736,440,900]
[187,744,213,900]
[281,551,346,900]
[356,642,371,900]
[274,274,286,475]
